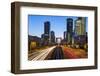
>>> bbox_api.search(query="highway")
[28,45,87,60]
[49,46,64,59]
[28,46,56,61]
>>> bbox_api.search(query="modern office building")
[42,21,51,45]
[50,31,55,43]
[74,17,87,45]
[75,17,86,36]
[67,18,73,44]
[44,21,50,34]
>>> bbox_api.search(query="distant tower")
[44,21,50,35]
[67,18,73,44]
[50,31,55,43]
[43,21,50,45]
[64,31,67,40]
[75,17,86,36]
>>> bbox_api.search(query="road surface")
[28,46,56,60]
[28,45,87,60]
[49,46,64,59]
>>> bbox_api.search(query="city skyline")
[28,15,88,39]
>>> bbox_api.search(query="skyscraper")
[67,18,73,33]
[74,17,87,45]
[67,18,73,44]
[64,31,67,40]
[50,31,55,43]
[43,21,50,45]
[75,17,86,36]
[44,21,50,34]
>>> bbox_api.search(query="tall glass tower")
[67,18,73,44]
[43,21,50,45]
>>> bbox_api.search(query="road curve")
[29,46,56,61]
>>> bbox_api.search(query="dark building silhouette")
[44,21,50,34]
[42,21,51,45]
[74,35,87,45]
[67,18,73,33]
[50,31,55,43]
[67,18,73,44]
[64,31,67,40]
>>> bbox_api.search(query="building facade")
[50,31,55,43]
[74,17,87,45]
[75,17,86,36]
[67,18,73,44]
[41,21,51,45]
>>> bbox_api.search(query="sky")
[28,15,88,39]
